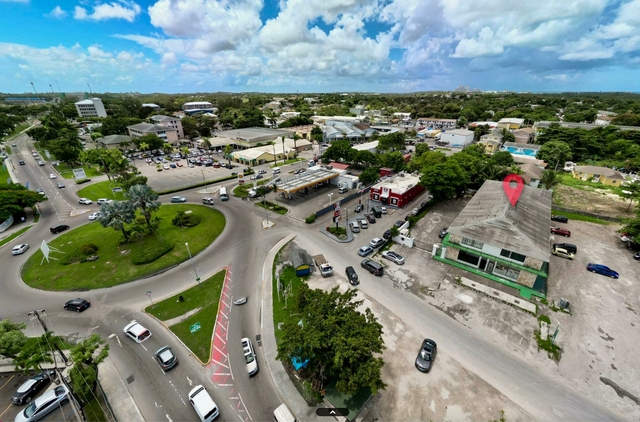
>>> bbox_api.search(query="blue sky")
[1,0,640,94]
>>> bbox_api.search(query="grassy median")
[146,270,226,363]
[77,181,127,201]
[22,204,225,291]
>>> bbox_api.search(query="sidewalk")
[98,357,144,422]
[261,233,324,422]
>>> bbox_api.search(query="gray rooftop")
[127,122,176,133]
[276,168,339,194]
[97,134,131,145]
[448,180,552,262]
[214,127,290,143]
[150,115,178,122]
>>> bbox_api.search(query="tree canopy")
[0,183,48,220]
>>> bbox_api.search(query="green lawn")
[559,172,623,195]
[273,265,307,344]
[77,181,127,201]
[551,209,612,225]
[1,158,10,183]
[146,271,225,362]
[22,205,225,291]
[255,199,288,215]
[56,163,102,180]
[0,225,33,247]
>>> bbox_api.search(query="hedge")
[131,242,174,265]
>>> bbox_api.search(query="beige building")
[572,166,625,186]
[127,123,179,144]
[478,139,502,154]
[150,115,184,139]
[514,127,535,143]
[230,137,311,166]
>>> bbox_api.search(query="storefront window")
[493,263,520,280]
[391,198,398,205]
[457,250,480,267]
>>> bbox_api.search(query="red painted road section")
[209,267,233,383]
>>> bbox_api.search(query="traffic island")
[146,270,226,363]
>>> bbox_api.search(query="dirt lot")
[553,184,635,219]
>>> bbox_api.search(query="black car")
[11,372,52,405]
[438,228,449,239]
[366,214,376,223]
[18,160,25,165]
[551,215,569,223]
[354,204,363,213]
[50,224,70,234]
[345,266,359,285]
[383,229,392,240]
[155,346,178,371]
[361,259,383,276]
[64,298,90,312]
[394,220,405,228]
[415,338,437,373]
[626,241,640,251]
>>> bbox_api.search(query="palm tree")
[139,142,149,155]
[223,144,234,167]
[181,147,190,158]
[292,133,301,158]
[162,143,173,154]
[128,184,160,230]
[540,170,562,190]
[271,141,277,165]
[98,200,135,241]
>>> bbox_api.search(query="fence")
[315,187,370,218]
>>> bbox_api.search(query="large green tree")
[540,170,563,190]
[69,334,109,405]
[131,133,165,151]
[359,167,380,185]
[49,137,83,165]
[0,319,27,359]
[536,141,573,171]
[377,132,405,151]
[0,184,47,220]
[321,140,354,163]
[128,184,160,230]
[100,117,142,136]
[98,200,135,241]
[276,285,386,394]
[420,161,469,200]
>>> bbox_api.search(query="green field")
[22,204,225,290]
[146,271,226,363]
[77,181,127,201]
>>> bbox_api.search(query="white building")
[439,129,474,147]
[75,98,107,118]
[182,101,216,115]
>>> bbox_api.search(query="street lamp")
[185,242,200,284]
[328,193,333,206]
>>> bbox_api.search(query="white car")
[15,385,69,422]
[163,164,170,170]
[123,321,152,343]
[97,198,111,205]
[88,212,101,221]
[12,244,30,255]
[242,337,259,376]
[78,198,93,205]
[48,173,57,179]
[381,207,387,214]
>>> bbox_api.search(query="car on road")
[189,385,219,422]
[438,227,448,239]
[550,227,571,237]
[12,244,30,255]
[155,346,178,371]
[202,198,214,205]
[188,163,195,168]
[551,215,568,223]
[554,242,577,254]
[97,198,111,205]
[415,338,437,373]
[123,321,152,343]
[11,372,52,405]
[586,263,619,278]
[56,182,65,188]
[50,224,69,234]
[176,162,183,167]
[551,247,574,260]
[354,203,363,213]
[361,259,383,276]
[242,337,259,376]
[37,161,45,166]
[366,214,376,223]
[88,212,101,221]
[369,237,385,248]
[48,173,56,179]
[11,143,16,146]
[383,229,392,239]
[35,188,45,195]
[18,160,25,165]
[250,175,257,180]
[358,246,373,257]
[63,298,91,312]
[258,169,267,174]
[255,174,263,179]
[171,196,187,203]
[350,221,360,233]
[170,163,177,168]
[382,250,405,265]
[394,220,405,228]
[15,385,69,422]
[78,198,92,205]
[345,266,359,285]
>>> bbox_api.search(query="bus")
[219,186,229,201]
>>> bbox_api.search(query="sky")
[1,0,640,94]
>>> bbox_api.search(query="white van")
[189,385,220,421]
[273,167,281,174]
[273,404,296,422]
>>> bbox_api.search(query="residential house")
[440,129,474,147]
[572,166,625,186]
[369,173,425,208]
[150,115,184,139]
[477,139,502,154]
[434,180,552,299]
[513,127,535,144]
[595,115,613,126]
[497,118,524,130]
[75,98,107,118]
[127,122,179,144]
[468,121,498,129]
[518,163,544,188]
[142,103,160,109]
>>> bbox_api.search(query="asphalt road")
[2,132,624,421]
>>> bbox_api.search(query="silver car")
[382,250,405,265]
[15,385,69,422]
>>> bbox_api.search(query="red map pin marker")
[503,173,525,206]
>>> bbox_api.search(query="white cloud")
[74,1,141,22]
[46,6,67,18]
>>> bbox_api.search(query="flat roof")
[276,169,340,194]
[353,141,379,151]
[371,173,421,195]
[214,127,290,142]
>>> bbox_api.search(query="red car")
[551,227,571,237]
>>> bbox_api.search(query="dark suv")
[345,266,359,285]
[361,259,383,276]
[50,224,70,234]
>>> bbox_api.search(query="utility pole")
[28,309,85,421]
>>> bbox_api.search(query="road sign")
[190,322,201,334]
[333,210,340,218]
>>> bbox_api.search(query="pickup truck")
[313,254,333,277]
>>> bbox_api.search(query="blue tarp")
[291,356,309,371]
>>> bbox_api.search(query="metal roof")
[275,169,340,194]
[448,180,552,262]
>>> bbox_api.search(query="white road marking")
[186,376,193,387]
[91,326,100,330]
[211,359,229,369]
[155,402,162,408]
[216,321,227,332]
[141,344,147,351]
[213,345,226,356]
[218,384,233,387]
[165,414,172,422]
[215,332,226,343]
[238,392,252,421]
[108,334,122,347]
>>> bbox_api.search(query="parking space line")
[0,402,13,419]
[0,374,14,390]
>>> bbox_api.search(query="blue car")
[586,263,619,279]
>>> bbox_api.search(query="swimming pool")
[504,146,537,157]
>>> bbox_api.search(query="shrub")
[80,244,98,255]
[305,214,317,224]
[60,249,85,265]
[538,314,551,324]
[131,243,174,265]
[75,178,92,185]
[183,215,201,227]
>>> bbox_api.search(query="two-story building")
[439,129,474,147]
[572,165,625,186]
[150,115,184,139]
[513,127,535,144]
[369,173,425,208]
[127,123,179,144]
[434,180,551,299]
[417,117,457,130]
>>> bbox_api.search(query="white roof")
[75,99,94,105]
[372,173,421,195]
[499,118,525,125]
[353,141,379,151]
[443,129,474,136]
[183,101,213,106]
